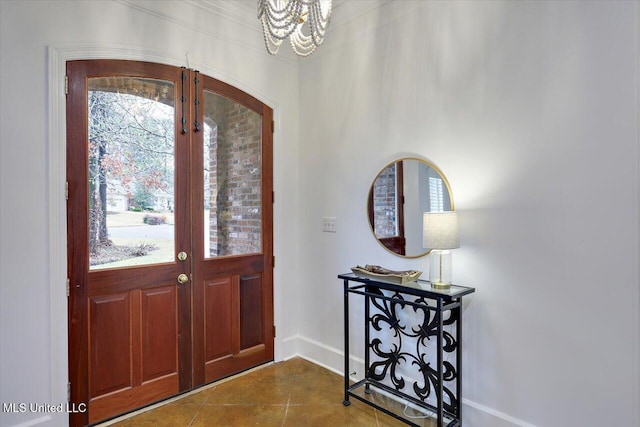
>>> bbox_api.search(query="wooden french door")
[67,60,273,426]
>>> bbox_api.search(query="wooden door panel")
[141,286,178,382]
[240,274,263,349]
[89,293,131,398]
[201,255,264,280]
[87,286,180,424]
[87,264,179,296]
[205,277,234,362]
[88,374,178,424]
[204,343,268,383]
[202,272,271,383]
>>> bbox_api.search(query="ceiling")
[116,0,391,62]
[202,0,391,32]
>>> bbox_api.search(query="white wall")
[0,1,301,426]
[1,1,639,427]
[297,1,639,427]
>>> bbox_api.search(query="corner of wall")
[292,334,535,427]
[635,4,640,426]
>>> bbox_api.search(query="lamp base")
[431,281,451,290]
[429,249,453,288]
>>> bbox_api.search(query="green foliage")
[133,185,155,211]
[143,214,166,225]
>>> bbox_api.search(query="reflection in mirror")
[367,158,453,258]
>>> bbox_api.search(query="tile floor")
[101,357,438,426]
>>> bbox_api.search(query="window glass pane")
[88,77,175,270]
[203,91,262,257]
[429,176,444,212]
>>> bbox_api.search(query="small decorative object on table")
[350,264,422,284]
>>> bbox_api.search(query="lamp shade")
[423,212,460,250]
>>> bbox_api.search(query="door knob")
[177,273,189,284]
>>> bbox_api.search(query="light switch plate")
[322,217,337,233]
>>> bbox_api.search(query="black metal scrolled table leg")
[437,298,444,426]
[456,297,463,424]
[364,289,371,394]
[343,279,351,406]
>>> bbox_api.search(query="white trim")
[9,416,52,427]
[46,44,70,427]
[461,399,537,427]
[635,3,640,425]
[47,43,283,427]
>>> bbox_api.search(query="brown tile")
[168,388,211,406]
[103,358,441,427]
[288,364,345,405]
[268,357,311,376]
[113,404,200,427]
[284,402,378,427]
[199,370,292,405]
[191,404,286,427]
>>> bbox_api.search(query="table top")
[338,272,475,300]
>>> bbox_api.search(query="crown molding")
[113,0,298,65]
[329,0,392,30]
[187,0,261,30]
[112,0,395,64]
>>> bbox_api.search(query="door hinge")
[65,181,69,200]
[272,256,275,268]
[273,325,276,338]
[67,382,71,402]
[66,278,70,297]
[193,70,201,132]
[65,75,68,95]
[271,120,274,133]
[272,191,275,204]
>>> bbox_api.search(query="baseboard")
[461,399,536,427]
[2,415,52,427]
[284,334,536,427]
[281,334,365,378]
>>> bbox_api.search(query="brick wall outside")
[206,93,262,257]
[372,164,397,237]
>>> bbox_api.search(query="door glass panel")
[203,91,262,257]
[88,77,175,270]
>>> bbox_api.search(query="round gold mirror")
[367,158,454,258]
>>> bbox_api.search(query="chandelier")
[258,0,332,57]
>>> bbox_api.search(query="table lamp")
[423,212,460,289]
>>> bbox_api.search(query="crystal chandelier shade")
[258,0,332,57]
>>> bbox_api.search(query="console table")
[340,273,475,427]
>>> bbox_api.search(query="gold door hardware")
[177,273,189,284]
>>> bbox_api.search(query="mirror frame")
[367,157,454,258]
